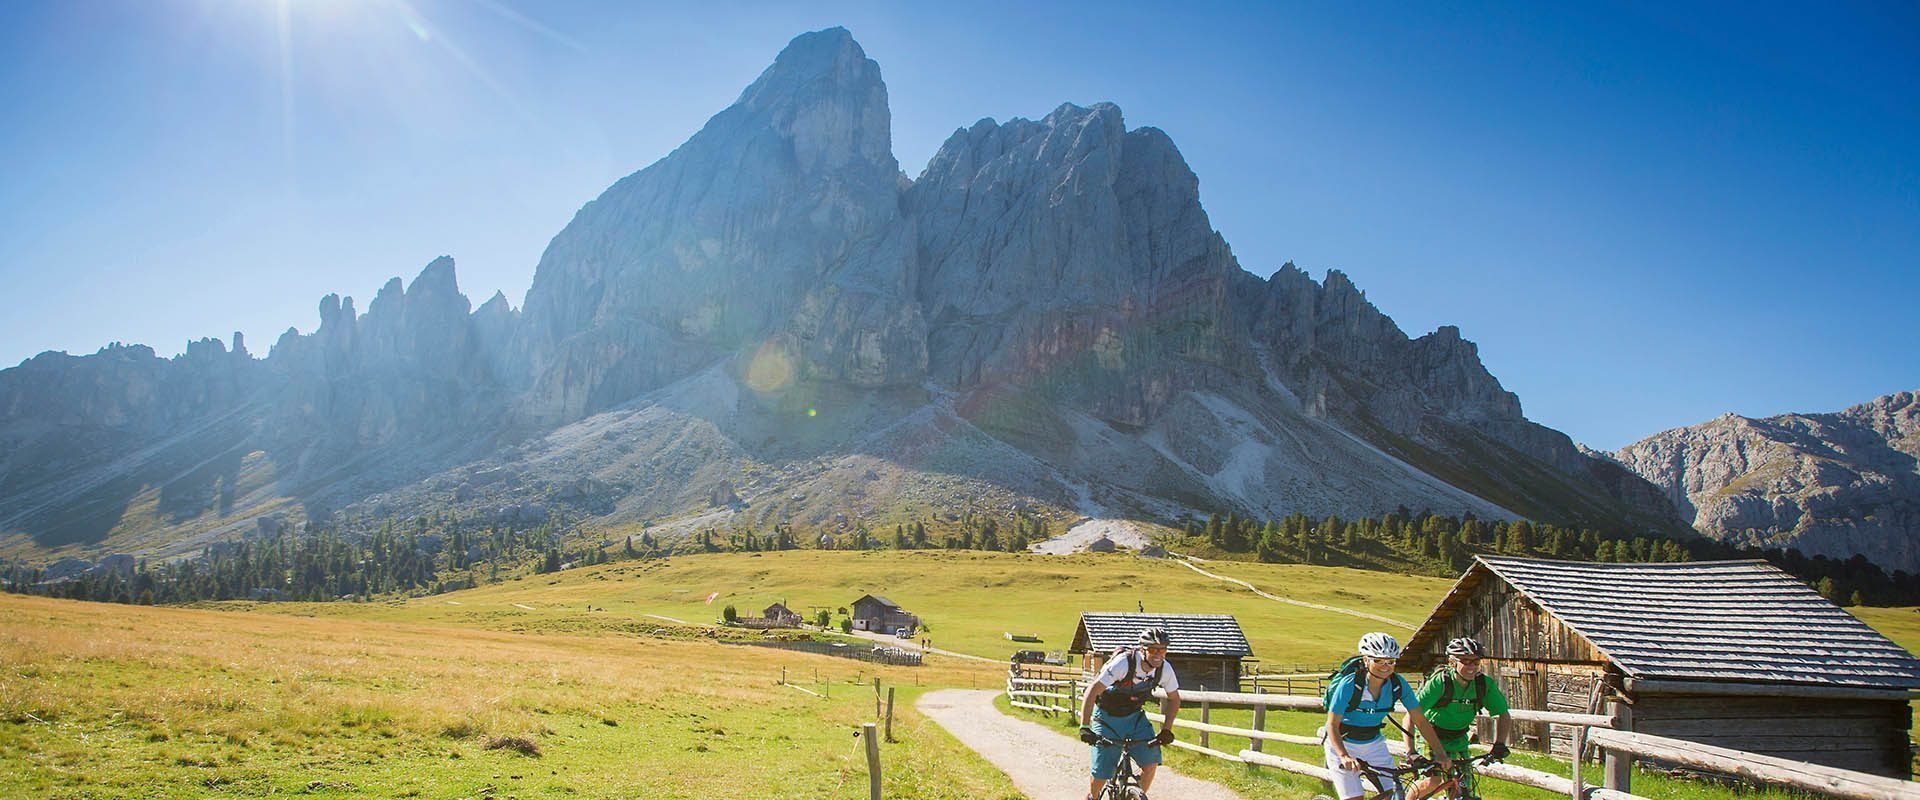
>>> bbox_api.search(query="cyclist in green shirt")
[1404,637,1511,797]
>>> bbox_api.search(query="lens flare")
[745,340,794,394]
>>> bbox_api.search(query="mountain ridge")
[1608,390,1920,572]
[1,28,1689,567]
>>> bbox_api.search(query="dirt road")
[917,689,1245,800]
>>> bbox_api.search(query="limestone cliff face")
[0,27,1695,562]
[264,256,510,460]
[514,27,925,424]
[907,104,1242,426]
[0,335,261,546]
[1610,391,1920,571]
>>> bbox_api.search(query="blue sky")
[1,1,1914,450]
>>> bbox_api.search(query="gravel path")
[917,689,1246,800]
[843,628,1002,663]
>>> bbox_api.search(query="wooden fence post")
[885,687,896,742]
[873,677,882,720]
[1251,704,1266,753]
[1571,726,1586,800]
[864,722,881,800]
[1199,701,1211,749]
[1604,701,1632,792]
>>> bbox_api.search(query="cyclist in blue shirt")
[1323,632,1452,800]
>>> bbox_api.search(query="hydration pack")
[1096,647,1164,716]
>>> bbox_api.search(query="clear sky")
[1,1,1914,450]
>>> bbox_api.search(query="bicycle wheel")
[1123,788,1148,800]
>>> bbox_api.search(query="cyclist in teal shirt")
[1323,632,1453,800]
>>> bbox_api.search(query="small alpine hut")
[1402,556,1920,778]
[1071,613,1253,692]
[850,594,919,635]
[762,602,803,627]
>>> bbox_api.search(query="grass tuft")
[483,735,542,757]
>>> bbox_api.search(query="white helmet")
[1357,632,1402,659]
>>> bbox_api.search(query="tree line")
[1184,507,1920,606]
[6,502,1917,609]
[0,511,598,605]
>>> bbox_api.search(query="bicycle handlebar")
[1092,737,1160,747]
[1353,751,1502,779]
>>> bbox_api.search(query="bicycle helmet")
[1446,637,1486,657]
[1356,632,1402,659]
[1137,627,1170,647]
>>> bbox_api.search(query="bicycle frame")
[1094,737,1159,800]
[1350,752,1501,800]
[1420,752,1501,800]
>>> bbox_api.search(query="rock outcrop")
[514,28,925,424]
[1609,391,1920,571]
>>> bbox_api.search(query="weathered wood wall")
[1170,656,1241,693]
[1630,694,1913,778]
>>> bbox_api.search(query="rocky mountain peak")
[732,26,894,175]
[1612,389,1920,571]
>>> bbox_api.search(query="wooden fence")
[738,639,923,666]
[1007,669,1920,800]
[1007,664,1082,717]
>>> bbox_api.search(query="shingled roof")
[1071,613,1253,657]
[852,594,903,610]
[1406,556,1920,690]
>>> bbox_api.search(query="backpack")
[1432,667,1489,713]
[1322,656,1408,714]
[1096,647,1165,716]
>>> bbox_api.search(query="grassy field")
[9,548,1920,799]
[221,550,1456,666]
[0,592,1015,799]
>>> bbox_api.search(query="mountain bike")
[1414,752,1504,800]
[1093,736,1159,800]
[1310,751,1502,800]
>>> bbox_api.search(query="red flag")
[705,591,719,605]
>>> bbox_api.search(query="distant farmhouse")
[851,594,919,635]
[1403,556,1920,777]
[736,602,804,630]
[1071,612,1253,692]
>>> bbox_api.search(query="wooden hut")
[1403,556,1920,778]
[737,602,804,630]
[850,594,919,635]
[763,602,803,627]
[1071,613,1253,692]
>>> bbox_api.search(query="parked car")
[895,628,914,638]
[1010,649,1047,664]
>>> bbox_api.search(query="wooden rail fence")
[1007,667,1918,800]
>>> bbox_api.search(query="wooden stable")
[1070,612,1252,692]
[1402,556,1920,778]
[850,594,919,635]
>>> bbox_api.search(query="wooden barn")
[1402,556,1920,778]
[1071,613,1253,692]
[850,594,919,635]
[737,602,804,630]
[763,602,803,627]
